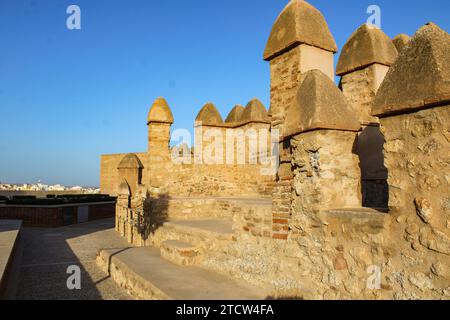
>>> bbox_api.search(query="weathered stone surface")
[240,99,270,124]
[333,253,348,271]
[264,0,337,61]
[431,262,448,278]
[408,272,433,291]
[195,103,223,126]
[392,34,411,53]
[340,64,390,122]
[117,153,144,169]
[414,197,433,224]
[225,105,245,123]
[284,70,360,137]
[419,229,450,255]
[380,106,450,215]
[268,44,335,128]
[336,24,398,76]
[147,97,174,124]
[291,130,362,212]
[117,154,144,192]
[373,23,450,117]
[160,240,202,266]
[118,179,131,196]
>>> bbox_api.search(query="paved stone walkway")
[15,218,132,300]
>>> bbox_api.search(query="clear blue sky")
[0,0,448,187]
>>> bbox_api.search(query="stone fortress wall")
[100,0,449,299]
[101,98,275,198]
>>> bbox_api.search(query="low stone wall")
[0,220,22,299]
[0,202,115,228]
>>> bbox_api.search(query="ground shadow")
[14,218,130,300]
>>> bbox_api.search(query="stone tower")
[336,24,398,208]
[264,0,338,239]
[285,69,361,216]
[337,24,398,123]
[194,102,224,164]
[147,97,174,187]
[264,0,338,134]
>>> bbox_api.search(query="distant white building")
[49,184,66,191]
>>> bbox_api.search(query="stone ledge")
[324,207,389,218]
[0,220,22,299]
[167,196,272,205]
[162,220,234,241]
[160,240,202,266]
[96,246,269,300]
[322,208,390,234]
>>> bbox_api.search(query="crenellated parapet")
[337,24,398,124]
[195,103,223,127]
[264,0,337,61]
[373,23,450,219]
[264,0,337,135]
[147,97,174,188]
[274,70,362,240]
[392,34,411,53]
[193,99,272,166]
[224,105,245,124]
[336,24,398,207]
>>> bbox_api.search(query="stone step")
[164,219,234,240]
[151,219,234,251]
[96,246,269,300]
[160,240,202,266]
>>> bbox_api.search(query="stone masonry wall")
[269,46,303,132]
[290,130,362,216]
[269,44,334,133]
[340,64,389,124]
[205,119,450,299]
[380,106,450,218]
[101,121,274,198]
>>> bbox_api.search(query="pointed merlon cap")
[264,0,338,61]
[336,24,398,76]
[225,105,245,123]
[118,178,131,196]
[284,70,360,138]
[240,99,270,123]
[117,153,144,170]
[392,34,411,53]
[195,103,223,126]
[147,97,174,125]
[373,23,450,117]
